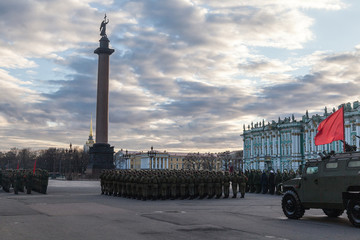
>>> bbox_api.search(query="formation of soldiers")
[245,169,298,195]
[100,169,248,200]
[0,169,49,194]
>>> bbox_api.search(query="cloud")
[0,0,356,153]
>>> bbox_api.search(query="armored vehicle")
[281,151,360,227]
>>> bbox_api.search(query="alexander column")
[88,14,115,176]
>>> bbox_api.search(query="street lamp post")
[147,146,156,170]
[123,150,131,169]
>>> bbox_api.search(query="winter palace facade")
[241,101,360,172]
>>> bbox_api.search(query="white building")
[114,147,186,170]
[241,101,360,172]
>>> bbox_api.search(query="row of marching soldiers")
[0,169,49,194]
[100,169,248,200]
[245,169,298,195]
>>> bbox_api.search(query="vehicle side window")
[326,162,338,169]
[306,166,318,174]
[348,161,360,168]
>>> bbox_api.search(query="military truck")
[281,151,360,227]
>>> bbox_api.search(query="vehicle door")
[301,164,322,203]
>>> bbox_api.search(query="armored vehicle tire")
[322,209,344,218]
[347,199,360,228]
[282,190,305,219]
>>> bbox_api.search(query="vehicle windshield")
[306,166,318,174]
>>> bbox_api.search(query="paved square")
[0,180,358,240]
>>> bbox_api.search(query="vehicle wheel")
[347,199,360,228]
[282,190,305,219]
[322,209,344,218]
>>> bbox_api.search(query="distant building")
[83,117,95,153]
[241,101,360,172]
[114,148,186,170]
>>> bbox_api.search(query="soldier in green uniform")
[14,170,22,194]
[231,172,238,198]
[169,172,177,200]
[100,170,105,194]
[140,172,148,200]
[223,172,230,198]
[25,170,33,194]
[151,173,159,200]
[179,173,187,200]
[213,172,221,199]
[2,170,10,192]
[254,170,261,193]
[249,169,255,193]
[244,169,250,192]
[207,172,215,199]
[238,171,247,198]
[135,172,142,200]
[188,172,195,199]
[275,169,282,195]
[198,172,205,199]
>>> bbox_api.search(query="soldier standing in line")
[231,172,238,198]
[254,170,261,193]
[207,172,215,199]
[19,170,25,192]
[179,172,187,200]
[261,170,268,194]
[169,172,177,200]
[100,170,105,194]
[268,170,275,195]
[151,173,159,200]
[198,172,205,199]
[188,172,195,199]
[248,169,255,193]
[275,169,282,195]
[140,172,146,200]
[185,172,190,199]
[14,171,21,194]
[223,172,230,198]
[194,171,199,198]
[244,169,250,192]
[110,171,116,196]
[2,171,10,192]
[238,171,247,198]
[160,172,168,200]
[214,172,223,199]
[25,170,33,194]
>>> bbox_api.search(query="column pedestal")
[86,143,114,177]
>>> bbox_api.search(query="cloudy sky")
[1,0,360,153]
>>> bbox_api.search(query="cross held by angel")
[100,14,109,37]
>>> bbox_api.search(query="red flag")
[315,107,344,146]
[33,159,37,174]
[16,160,20,169]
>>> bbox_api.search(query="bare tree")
[234,150,243,171]
[201,153,217,171]
[219,151,232,171]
